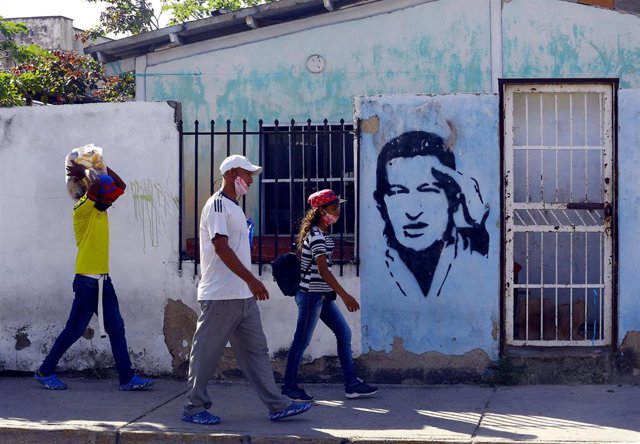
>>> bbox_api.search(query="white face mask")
[234,175,249,196]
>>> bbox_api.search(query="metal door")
[503,81,615,346]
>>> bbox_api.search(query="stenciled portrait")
[373,130,489,298]
[356,95,499,356]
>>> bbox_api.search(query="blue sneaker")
[34,372,67,390]
[281,385,314,402]
[119,374,155,391]
[345,379,377,399]
[269,401,312,421]
[181,410,221,425]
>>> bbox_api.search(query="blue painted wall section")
[356,94,500,358]
[617,89,640,342]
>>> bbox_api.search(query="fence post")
[178,120,184,274]
[258,119,264,275]
[194,120,199,279]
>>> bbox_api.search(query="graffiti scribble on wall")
[131,179,179,253]
[373,130,490,298]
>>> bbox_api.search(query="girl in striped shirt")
[282,189,377,402]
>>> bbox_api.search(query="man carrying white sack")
[34,153,155,391]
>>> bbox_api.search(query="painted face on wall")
[374,130,490,298]
[383,155,450,251]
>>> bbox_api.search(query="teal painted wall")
[140,0,640,127]
[503,0,640,88]
[143,0,492,128]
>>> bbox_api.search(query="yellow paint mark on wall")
[130,179,178,253]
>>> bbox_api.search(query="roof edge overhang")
[86,0,640,64]
[84,0,380,62]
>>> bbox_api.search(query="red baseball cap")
[307,189,347,208]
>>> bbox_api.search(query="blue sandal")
[181,410,221,425]
[34,372,67,390]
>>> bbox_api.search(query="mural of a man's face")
[373,130,490,297]
[383,155,450,251]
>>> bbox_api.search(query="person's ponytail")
[296,207,322,252]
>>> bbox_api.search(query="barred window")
[260,121,356,263]
[178,119,358,276]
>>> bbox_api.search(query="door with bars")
[503,82,615,346]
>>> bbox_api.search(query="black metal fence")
[178,118,359,278]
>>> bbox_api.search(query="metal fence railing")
[178,118,359,278]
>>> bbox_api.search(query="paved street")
[1,375,640,443]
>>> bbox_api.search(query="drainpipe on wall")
[490,0,503,94]
[135,54,148,101]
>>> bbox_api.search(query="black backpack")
[272,246,314,296]
[272,252,302,296]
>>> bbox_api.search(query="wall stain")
[130,179,178,253]
[14,326,31,351]
[360,116,379,134]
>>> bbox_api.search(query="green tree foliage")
[0,17,135,107]
[81,0,162,40]
[0,73,22,107]
[95,72,136,102]
[80,0,276,37]
[14,51,106,105]
[163,0,271,25]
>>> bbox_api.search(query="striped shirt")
[299,226,334,293]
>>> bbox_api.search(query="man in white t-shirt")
[181,154,312,424]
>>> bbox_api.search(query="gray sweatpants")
[183,298,291,416]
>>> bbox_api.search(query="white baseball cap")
[219,154,262,175]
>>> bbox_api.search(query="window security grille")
[178,119,359,277]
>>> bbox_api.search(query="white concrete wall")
[0,102,180,374]
[7,17,77,52]
[0,102,361,374]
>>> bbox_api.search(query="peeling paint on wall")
[360,116,379,134]
[618,331,640,378]
[162,298,197,377]
[358,337,492,384]
[146,69,210,126]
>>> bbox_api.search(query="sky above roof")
[1,0,167,33]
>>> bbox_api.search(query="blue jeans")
[283,290,358,388]
[39,275,134,385]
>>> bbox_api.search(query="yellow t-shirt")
[73,195,109,274]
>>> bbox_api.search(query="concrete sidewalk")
[1,375,640,443]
